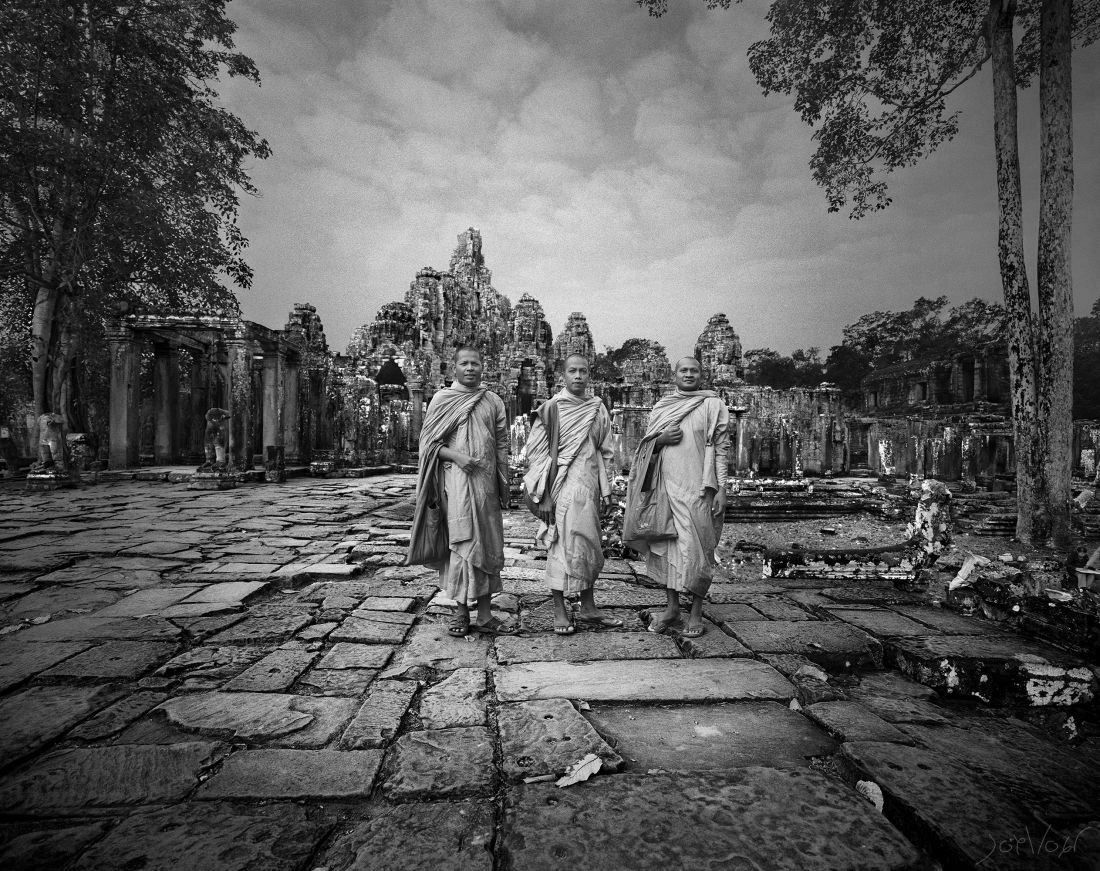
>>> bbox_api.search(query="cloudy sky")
[217,0,1100,358]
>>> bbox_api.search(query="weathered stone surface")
[819,585,926,606]
[887,634,1097,706]
[382,623,490,677]
[890,605,994,634]
[222,644,318,692]
[183,581,269,604]
[804,701,914,744]
[0,823,110,871]
[91,586,201,617]
[679,627,754,658]
[341,680,417,748]
[383,726,495,799]
[296,620,337,641]
[349,608,417,625]
[318,800,493,871]
[357,596,415,612]
[0,742,226,814]
[842,741,1098,869]
[16,615,182,642]
[723,620,883,670]
[155,644,268,683]
[69,802,328,871]
[68,690,168,740]
[419,668,486,729]
[849,670,937,701]
[298,667,378,696]
[39,640,176,681]
[495,658,795,703]
[0,685,125,766]
[330,615,411,644]
[500,768,922,870]
[196,749,382,799]
[856,696,951,726]
[749,597,817,621]
[206,612,311,645]
[0,639,92,692]
[826,608,941,637]
[497,698,623,781]
[706,582,787,602]
[588,701,835,769]
[703,602,765,622]
[155,692,357,745]
[317,642,393,670]
[494,631,680,665]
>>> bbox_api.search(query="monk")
[407,346,517,637]
[626,357,728,637]
[523,354,622,634]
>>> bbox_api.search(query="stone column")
[973,356,987,402]
[107,327,141,469]
[262,349,285,454]
[153,343,180,464]
[225,337,253,471]
[410,378,424,444]
[283,358,301,463]
[188,350,211,459]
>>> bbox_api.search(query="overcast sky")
[217,0,1100,358]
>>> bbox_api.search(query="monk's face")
[674,358,702,392]
[563,356,590,397]
[454,350,483,388]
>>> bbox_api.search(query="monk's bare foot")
[648,608,679,634]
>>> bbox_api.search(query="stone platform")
[0,475,1098,870]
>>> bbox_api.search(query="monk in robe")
[626,357,728,637]
[407,346,517,637]
[523,354,622,634]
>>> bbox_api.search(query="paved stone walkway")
[1,476,1098,870]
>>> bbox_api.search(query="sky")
[217,0,1100,358]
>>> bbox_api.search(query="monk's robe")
[407,383,509,602]
[628,389,729,597]
[523,391,613,593]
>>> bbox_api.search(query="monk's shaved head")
[673,357,702,392]
[563,353,591,397]
[675,357,702,371]
[564,354,590,367]
[453,344,483,362]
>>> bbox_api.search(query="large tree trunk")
[987,0,1040,542]
[1035,0,1075,548]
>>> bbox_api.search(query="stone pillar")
[973,356,987,402]
[410,378,424,444]
[262,349,285,454]
[225,337,253,471]
[283,359,301,463]
[107,327,141,469]
[153,343,180,464]
[188,351,211,459]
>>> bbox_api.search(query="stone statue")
[197,408,231,472]
[30,413,66,473]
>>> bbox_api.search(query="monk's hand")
[538,506,554,524]
[656,425,683,447]
[451,452,482,475]
[711,486,727,520]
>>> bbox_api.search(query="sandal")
[575,613,624,629]
[447,613,470,637]
[647,617,672,635]
[681,623,706,638]
[473,616,519,636]
[553,618,576,636]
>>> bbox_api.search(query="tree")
[638,0,1097,547]
[0,0,269,435]
[744,346,824,388]
[1073,299,1100,418]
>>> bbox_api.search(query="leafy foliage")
[1074,299,1100,419]
[743,346,824,388]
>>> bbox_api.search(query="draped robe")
[407,383,509,601]
[627,389,729,597]
[523,391,613,592]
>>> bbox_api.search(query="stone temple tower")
[695,313,744,387]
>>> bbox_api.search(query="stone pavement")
[1,475,1098,870]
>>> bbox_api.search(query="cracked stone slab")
[826,608,942,637]
[156,692,355,746]
[68,690,168,740]
[298,667,378,696]
[341,680,418,748]
[90,586,203,617]
[0,685,127,767]
[702,602,765,622]
[500,768,921,870]
[722,620,883,670]
[495,658,795,703]
[497,698,623,781]
[15,615,183,642]
[318,800,493,871]
[383,726,495,799]
[587,701,835,770]
[156,644,269,683]
[804,701,915,744]
[330,615,412,644]
[196,749,382,799]
[356,596,415,612]
[854,696,951,726]
[706,582,787,602]
[890,605,994,635]
[39,641,177,681]
[886,634,1097,706]
[495,631,680,665]
[222,644,318,692]
[182,581,269,604]
[678,626,754,658]
[382,623,490,677]
[0,823,110,871]
[818,585,927,606]
[0,742,227,814]
[0,640,93,692]
[69,802,328,871]
[419,668,486,729]
[205,612,312,645]
[317,642,393,670]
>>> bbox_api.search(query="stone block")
[703,602,765,622]
[679,626,754,658]
[183,581,269,604]
[382,726,495,799]
[340,680,417,749]
[357,596,415,612]
[494,631,680,665]
[890,605,995,635]
[196,749,382,799]
[39,641,176,681]
[495,658,795,703]
[497,698,623,781]
[68,690,168,740]
[222,644,318,692]
[330,615,412,644]
[722,620,883,671]
[155,644,269,683]
[0,640,93,692]
[157,691,355,747]
[419,668,486,729]
[317,642,393,670]
[0,685,127,767]
[298,667,378,696]
[804,701,914,744]
[206,612,311,645]
[826,608,942,637]
[16,615,183,642]
[382,623,490,677]
[0,823,110,871]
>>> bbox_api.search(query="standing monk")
[626,357,728,637]
[406,346,517,637]
[524,355,622,635]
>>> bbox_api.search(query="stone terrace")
[0,476,1098,870]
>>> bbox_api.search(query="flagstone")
[0,639,93,692]
[341,680,418,749]
[494,631,680,665]
[0,685,127,766]
[39,640,176,681]
[383,726,495,799]
[222,643,318,692]
[497,698,623,781]
[196,748,382,799]
[419,668,487,729]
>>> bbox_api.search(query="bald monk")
[407,346,517,637]
[626,357,728,637]
[523,354,621,634]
